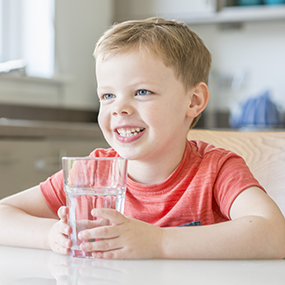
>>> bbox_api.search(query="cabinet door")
[0,138,110,199]
[115,0,216,22]
[0,139,50,199]
[35,138,110,175]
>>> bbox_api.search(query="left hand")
[77,208,163,259]
[47,206,72,255]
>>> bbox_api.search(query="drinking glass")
[62,157,128,258]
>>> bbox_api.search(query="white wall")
[54,0,113,110]
[191,20,285,116]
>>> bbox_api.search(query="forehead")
[96,43,161,64]
[95,49,185,93]
[96,49,170,78]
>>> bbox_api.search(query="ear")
[186,82,209,119]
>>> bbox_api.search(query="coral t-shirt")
[40,140,264,227]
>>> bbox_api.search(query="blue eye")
[102,94,115,100]
[136,89,151,96]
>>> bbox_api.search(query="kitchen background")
[0,0,285,197]
[1,0,285,129]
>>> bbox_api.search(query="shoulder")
[188,139,237,159]
[187,139,247,175]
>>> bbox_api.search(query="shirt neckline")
[126,140,192,195]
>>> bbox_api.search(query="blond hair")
[94,17,211,128]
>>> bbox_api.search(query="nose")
[112,98,134,116]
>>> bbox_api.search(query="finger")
[79,223,120,241]
[92,250,121,260]
[57,220,72,236]
[88,218,111,228]
[56,233,73,250]
[58,206,69,221]
[80,236,122,254]
[54,243,71,256]
[51,234,72,255]
[91,208,126,225]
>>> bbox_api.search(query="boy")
[0,17,285,259]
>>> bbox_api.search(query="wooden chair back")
[187,129,285,216]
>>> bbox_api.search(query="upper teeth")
[117,128,143,137]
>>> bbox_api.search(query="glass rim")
[62,156,127,161]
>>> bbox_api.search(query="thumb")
[57,206,69,222]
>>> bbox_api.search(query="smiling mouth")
[116,127,145,137]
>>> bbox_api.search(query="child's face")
[96,49,193,162]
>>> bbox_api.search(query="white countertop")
[0,245,285,285]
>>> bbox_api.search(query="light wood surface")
[188,129,285,216]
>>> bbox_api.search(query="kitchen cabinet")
[0,120,109,199]
[191,4,285,24]
[114,0,216,23]
[114,0,285,24]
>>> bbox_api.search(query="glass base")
[70,248,93,258]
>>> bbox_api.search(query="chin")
[117,152,137,160]
[114,147,140,160]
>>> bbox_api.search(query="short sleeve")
[213,151,265,219]
[40,170,65,216]
[40,147,119,215]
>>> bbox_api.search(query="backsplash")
[0,103,98,123]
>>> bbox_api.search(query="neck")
[127,141,187,185]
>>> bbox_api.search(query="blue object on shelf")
[230,90,282,128]
[264,0,285,5]
[237,0,262,5]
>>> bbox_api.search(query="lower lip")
[114,129,145,143]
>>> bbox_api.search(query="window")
[0,0,55,78]
[0,1,2,61]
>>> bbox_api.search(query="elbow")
[252,215,285,259]
[272,245,285,260]
[269,219,285,259]
[275,235,285,259]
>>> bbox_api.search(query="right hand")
[48,206,72,255]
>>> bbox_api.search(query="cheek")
[149,102,176,122]
[98,111,113,145]
[98,110,108,132]
[144,110,167,134]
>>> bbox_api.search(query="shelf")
[0,118,102,138]
[185,5,285,24]
[0,73,72,85]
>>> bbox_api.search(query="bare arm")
[0,186,71,253]
[160,187,285,259]
[76,187,285,259]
